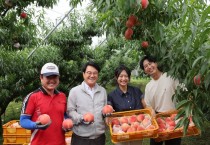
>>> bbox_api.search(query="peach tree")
[69,0,210,133]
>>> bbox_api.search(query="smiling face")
[83,65,98,88]
[117,70,130,87]
[40,75,59,91]
[143,59,159,77]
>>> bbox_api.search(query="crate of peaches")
[106,108,159,143]
[155,110,200,142]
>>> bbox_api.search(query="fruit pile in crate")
[155,110,200,142]
[107,109,159,143]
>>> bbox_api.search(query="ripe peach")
[170,113,177,120]
[20,12,27,19]
[111,118,120,126]
[102,105,114,114]
[131,122,140,129]
[194,75,201,85]
[128,15,138,25]
[83,113,94,122]
[157,117,165,124]
[62,119,73,129]
[119,117,128,124]
[137,125,145,131]
[141,0,149,9]
[124,28,133,40]
[127,126,136,133]
[37,114,51,125]
[165,117,172,122]
[167,120,176,127]
[112,125,122,133]
[121,123,130,132]
[159,123,166,129]
[128,115,137,123]
[142,118,151,128]
[126,20,134,28]
[137,114,145,122]
[141,41,149,48]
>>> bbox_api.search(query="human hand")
[81,119,94,125]
[62,127,72,132]
[102,113,112,118]
[81,113,94,125]
[35,120,51,130]
[102,105,114,118]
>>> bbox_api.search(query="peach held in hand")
[62,119,73,129]
[37,114,51,125]
[83,113,94,122]
[102,105,114,114]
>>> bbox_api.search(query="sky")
[43,0,106,48]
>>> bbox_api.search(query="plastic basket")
[3,135,31,144]
[155,110,201,142]
[3,120,31,135]
[108,109,159,143]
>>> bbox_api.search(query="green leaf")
[192,56,204,68]
[200,5,210,24]
[176,100,189,109]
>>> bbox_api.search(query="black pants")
[150,138,181,145]
[71,133,106,145]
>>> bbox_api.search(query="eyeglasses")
[85,71,98,76]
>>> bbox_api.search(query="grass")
[1,77,210,145]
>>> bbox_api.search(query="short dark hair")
[139,55,157,70]
[115,65,131,80]
[82,61,101,73]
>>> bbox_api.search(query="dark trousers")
[71,133,106,145]
[150,138,181,145]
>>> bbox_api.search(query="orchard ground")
[1,77,210,145]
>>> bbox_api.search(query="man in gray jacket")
[67,61,107,145]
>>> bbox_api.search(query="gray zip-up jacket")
[67,81,107,138]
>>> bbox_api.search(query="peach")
[165,117,172,122]
[62,119,73,129]
[159,123,166,129]
[127,126,136,133]
[102,105,114,114]
[111,118,120,126]
[137,114,145,122]
[119,117,128,124]
[128,115,137,123]
[157,117,165,124]
[83,113,94,122]
[112,125,122,133]
[170,114,177,120]
[137,125,145,131]
[167,120,176,127]
[141,0,149,9]
[142,118,151,128]
[194,75,201,85]
[131,122,140,129]
[37,114,51,125]
[121,123,130,132]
